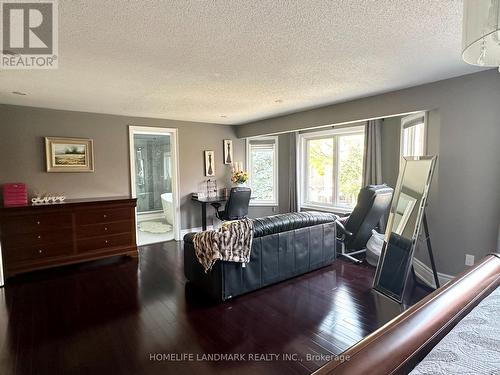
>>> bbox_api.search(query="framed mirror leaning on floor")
[373,156,437,303]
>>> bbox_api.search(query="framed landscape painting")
[45,137,94,172]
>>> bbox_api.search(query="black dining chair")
[211,187,251,221]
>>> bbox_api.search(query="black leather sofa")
[183,211,338,301]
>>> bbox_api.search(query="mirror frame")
[373,155,437,303]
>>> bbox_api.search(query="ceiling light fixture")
[462,0,500,72]
[274,99,283,103]
[12,91,27,96]
[220,115,227,118]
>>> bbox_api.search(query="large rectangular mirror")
[373,156,437,303]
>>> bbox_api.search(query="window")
[299,126,365,211]
[246,136,278,206]
[401,112,427,157]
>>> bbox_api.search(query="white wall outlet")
[465,254,475,266]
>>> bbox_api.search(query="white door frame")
[129,126,181,241]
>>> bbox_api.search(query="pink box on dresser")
[3,183,28,206]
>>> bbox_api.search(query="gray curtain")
[288,132,298,212]
[363,119,386,230]
[362,119,383,186]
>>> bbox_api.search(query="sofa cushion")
[252,211,338,238]
[183,211,338,244]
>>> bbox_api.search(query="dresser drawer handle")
[37,235,42,239]
[38,249,43,254]
[103,214,108,218]
[105,240,109,244]
[104,227,108,231]
[36,221,41,225]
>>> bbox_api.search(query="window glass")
[249,145,274,202]
[306,138,334,204]
[401,114,426,157]
[300,127,365,211]
[337,133,364,208]
[247,137,278,205]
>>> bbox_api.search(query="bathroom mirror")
[373,156,437,303]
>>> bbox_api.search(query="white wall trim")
[129,126,182,241]
[413,257,453,289]
[300,204,352,215]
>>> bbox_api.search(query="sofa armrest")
[335,220,353,238]
[313,253,500,375]
[183,232,196,244]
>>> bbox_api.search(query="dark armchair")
[211,187,251,221]
[336,184,393,263]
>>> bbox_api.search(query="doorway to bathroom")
[129,126,180,246]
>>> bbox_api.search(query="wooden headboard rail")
[313,253,500,375]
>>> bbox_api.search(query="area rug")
[138,221,172,234]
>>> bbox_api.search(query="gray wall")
[2,69,499,276]
[380,112,442,269]
[236,70,500,276]
[380,116,402,189]
[0,105,245,230]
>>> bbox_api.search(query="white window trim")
[400,112,428,159]
[246,136,279,207]
[298,125,365,212]
[300,204,353,215]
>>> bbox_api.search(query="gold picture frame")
[45,137,94,172]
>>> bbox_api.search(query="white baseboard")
[180,226,214,238]
[413,258,453,289]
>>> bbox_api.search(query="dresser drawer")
[3,242,73,263]
[77,233,133,253]
[76,221,132,239]
[2,228,73,249]
[0,198,137,277]
[0,213,72,234]
[75,207,133,225]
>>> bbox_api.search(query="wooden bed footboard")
[313,253,500,375]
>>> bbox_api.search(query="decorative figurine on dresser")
[0,189,138,282]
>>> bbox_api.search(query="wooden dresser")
[0,197,137,279]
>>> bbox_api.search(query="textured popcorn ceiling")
[0,0,483,125]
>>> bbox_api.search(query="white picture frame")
[204,150,215,177]
[223,139,233,165]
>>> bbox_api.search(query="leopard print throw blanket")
[193,218,254,273]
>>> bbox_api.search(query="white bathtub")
[161,193,174,226]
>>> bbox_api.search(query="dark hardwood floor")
[0,241,429,375]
